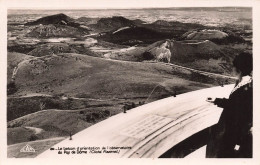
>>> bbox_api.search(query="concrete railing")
[38,84,234,158]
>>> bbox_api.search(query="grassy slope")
[8,107,113,137]
[7,107,118,145]
[7,52,33,83]
[13,53,212,98]
[8,52,218,146]
[27,43,79,57]
[7,127,35,145]
[105,39,247,75]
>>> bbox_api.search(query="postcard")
[1,0,260,165]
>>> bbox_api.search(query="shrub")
[189,72,216,84]
[28,134,38,141]
[103,110,110,117]
[7,82,18,95]
[142,51,154,61]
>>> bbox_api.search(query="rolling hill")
[181,29,245,44]
[10,52,215,98]
[25,13,79,28]
[24,14,89,38]
[7,51,226,148]
[90,17,205,43]
[27,43,79,56]
[7,52,34,83]
[76,17,100,25]
[25,24,89,38]
[88,16,137,32]
[102,39,238,74]
[99,26,172,45]
[27,43,98,57]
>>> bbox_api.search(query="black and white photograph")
[1,0,260,164]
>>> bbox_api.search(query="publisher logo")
[20,144,36,153]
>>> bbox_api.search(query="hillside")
[152,20,173,26]
[76,17,100,25]
[132,19,146,25]
[23,14,89,38]
[7,127,36,145]
[7,52,34,83]
[168,40,224,62]
[89,16,136,32]
[182,29,228,40]
[7,51,226,121]
[97,20,207,46]
[181,29,245,44]
[102,39,238,74]
[25,13,79,28]
[140,20,205,38]
[25,24,89,38]
[27,43,98,57]
[27,43,78,56]
[7,52,227,148]
[7,107,113,142]
[10,52,217,98]
[99,26,172,45]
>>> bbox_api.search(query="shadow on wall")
[159,126,211,158]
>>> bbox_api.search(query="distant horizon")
[8,7,252,15]
[8,6,252,11]
[7,6,252,28]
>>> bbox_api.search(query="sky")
[2,0,255,9]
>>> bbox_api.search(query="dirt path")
[8,137,66,147]
[148,61,237,80]
[24,126,43,135]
